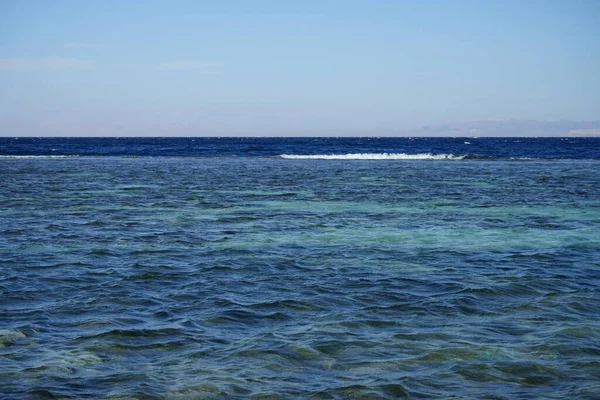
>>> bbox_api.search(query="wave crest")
[0,155,78,159]
[279,153,465,160]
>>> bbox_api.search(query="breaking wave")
[0,155,79,159]
[279,153,466,160]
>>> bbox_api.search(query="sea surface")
[1,137,599,399]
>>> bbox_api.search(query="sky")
[0,0,599,136]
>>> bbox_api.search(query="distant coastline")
[2,119,600,138]
[400,119,600,138]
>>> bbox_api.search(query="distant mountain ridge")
[404,120,600,137]
[2,119,600,137]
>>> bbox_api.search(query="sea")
[1,137,599,399]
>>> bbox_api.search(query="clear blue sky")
[1,0,599,136]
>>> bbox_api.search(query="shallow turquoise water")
[1,157,599,399]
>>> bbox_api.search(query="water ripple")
[1,157,599,398]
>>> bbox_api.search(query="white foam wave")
[280,153,465,160]
[0,155,78,158]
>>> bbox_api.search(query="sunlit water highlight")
[1,138,599,399]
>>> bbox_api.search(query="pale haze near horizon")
[0,0,598,137]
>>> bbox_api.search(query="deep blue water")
[1,138,599,399]
[1,136,599,160]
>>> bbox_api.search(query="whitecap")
[279,153,465,160]
[0,155,78,158]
